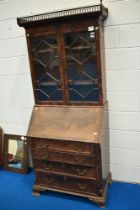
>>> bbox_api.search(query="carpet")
[0,170,139,210]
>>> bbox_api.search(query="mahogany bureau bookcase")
[17,2,111,207]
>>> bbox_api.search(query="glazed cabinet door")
[27,31,65,104]
[63,24,101,104]
[26,20,102,105]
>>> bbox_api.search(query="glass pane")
[64,29,99,103]
[8,139,24,169]
[30,35,63,102]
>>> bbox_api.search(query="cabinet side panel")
[100,103,110,179]
[98,22,107,104]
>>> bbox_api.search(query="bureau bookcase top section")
[18,4,108,106]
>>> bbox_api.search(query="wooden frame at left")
[0,127,4,167]
[3,134,29,174]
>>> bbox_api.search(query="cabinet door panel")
[29,34,64,103]
[64,29,100,103]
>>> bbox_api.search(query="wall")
[0,0,140,183]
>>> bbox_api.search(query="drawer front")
[31,138,96,155]
[35,171,98,195]
[32,150,97,166]
[33,159,97,178]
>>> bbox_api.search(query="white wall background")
[0,0,140,183]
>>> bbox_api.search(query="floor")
[0,169,139,210]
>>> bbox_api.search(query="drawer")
[35,171,98,195]
[31,138,96,155]
[33,159,97,178]
[32,150,97,166]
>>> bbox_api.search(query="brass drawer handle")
[45,143,49,148]
[47,178,54,184]
[35,143,49,149]
[75,157,85,164]
[76,168,87,175]
[44,153,49,159]
[45,163,52,170]
[61,164,69,172]
[63,176,68,181]
[39,153,49,159]
[78,183,88,190]
[78,147,85,153]
[62,163,66,169]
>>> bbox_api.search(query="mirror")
[4,134,28,174]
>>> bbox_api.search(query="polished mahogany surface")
[27,106,103,143]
